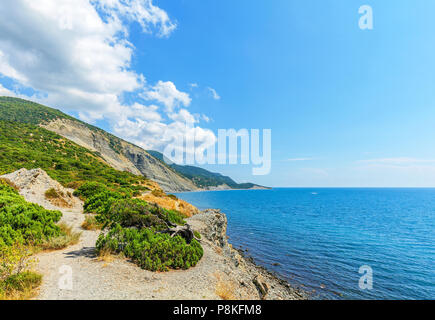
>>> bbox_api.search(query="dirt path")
[4,168,305,300]
[34,203,235,300]
[35,205,304,300]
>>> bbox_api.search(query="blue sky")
[1,0,435,187]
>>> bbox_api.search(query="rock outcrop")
[187,210,307,300]
[1,168,80,210]
[41,118,198,192]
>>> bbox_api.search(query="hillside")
[0,120,147,194]
[0,97,267,191]
[147,150,269,190]
[0,97,196,192]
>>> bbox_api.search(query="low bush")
[73,181,107,200]
[0,242,41,300]
[96,224,203,272]
[194,231,202,239]
[0,182,63,246]
[83,190,124,215]
[101,198,168,230]
[72,175,202,273]
[0,178,19,192]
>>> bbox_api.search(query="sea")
[174,188,435,300]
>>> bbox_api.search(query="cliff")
[41,118,198,192]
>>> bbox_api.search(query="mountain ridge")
[147,150,269,190]
[0,96,267,191]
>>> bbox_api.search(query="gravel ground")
[36,208,307,300]
[4,168,306,300]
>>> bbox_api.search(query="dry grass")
[81,215,103,230]
[214,272,237,300]
[140,193,199,217]
[151,189,166,197]
[40,223,81,251]
[96,247,115,263]
[0,271,42,300]
[0,243,42,300]
[44,188,73,208]
[0,178,19,191]
[216,280,237,300]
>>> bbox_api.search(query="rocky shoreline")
[188,209,307,300]
[2,168,306,300]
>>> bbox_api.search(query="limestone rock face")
[187,210,308,300]
[188,209,229,248]
[1,168,79,210]
[41,118,198,192]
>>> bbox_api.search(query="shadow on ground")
[64,246,96,259]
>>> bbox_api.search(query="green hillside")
[0,96,123,153]
[0,96,267,190]
[0,120,147,195]
[0,100,203,279]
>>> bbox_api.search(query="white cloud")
[142,80,191,112]
[201,114,211,122]
[0,0,215,153]
[189,83,198,88]
[94,0,177,37]
[207,87,221,100]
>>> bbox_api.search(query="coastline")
[187,209,308,300]
[173,189,309,300]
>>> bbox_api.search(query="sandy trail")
[35,203,222,300]
[3,169,302,300]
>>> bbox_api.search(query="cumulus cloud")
[0,0,215,154]
[142,81,191,112]
[207,87,220,100]
[94,0,177,37]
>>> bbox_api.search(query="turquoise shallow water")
[175,188,435,300]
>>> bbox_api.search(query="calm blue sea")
[175,188,435,300]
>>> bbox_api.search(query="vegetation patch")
[0,120,148,195]
[81,215,103,231]
[40,223,81,251]
[0,181,63,246]
[44,188,62,199]
[75,182,203,272]
[96,225,203,272]
[194,231,202,240]
[0,242,41,300]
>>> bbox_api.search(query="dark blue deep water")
[175,188,435,300]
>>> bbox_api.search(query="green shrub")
[96,224,203,272]
[73,181,107,199]
[0,185,63,246]
[194,231,202,239]
[101,198,168,230]
[83,190,124,215]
